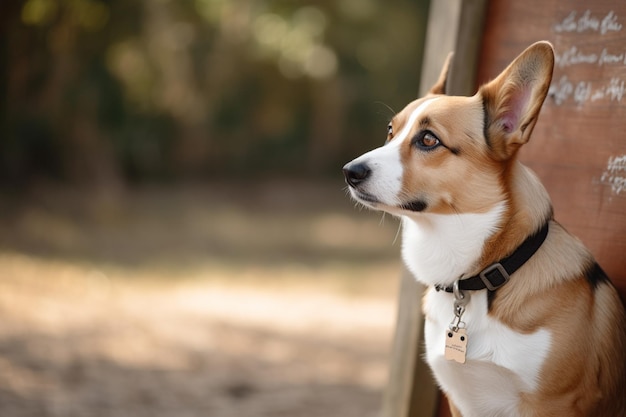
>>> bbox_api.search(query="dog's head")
[343,41,554,218]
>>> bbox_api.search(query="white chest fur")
[401,206,552,416]
[423,289,552,416]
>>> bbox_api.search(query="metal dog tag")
[445,328,468,364]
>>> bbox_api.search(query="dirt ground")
[0,181,404,417]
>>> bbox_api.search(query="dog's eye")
[413,131,441,150]
[387,123,393,137]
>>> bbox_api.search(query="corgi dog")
[343,41,626,417]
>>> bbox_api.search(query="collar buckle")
[479,262,510,291]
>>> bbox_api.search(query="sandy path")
[0,255,396,417]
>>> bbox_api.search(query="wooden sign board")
[477,1,626,298]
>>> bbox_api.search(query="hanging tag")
[445,328,468,364]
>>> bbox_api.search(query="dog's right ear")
[429,52,454,95]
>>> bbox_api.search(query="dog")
[343,41,626,417]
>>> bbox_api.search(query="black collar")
[435,222,550,293]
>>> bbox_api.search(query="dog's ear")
[429,52,454,95]
[479,41,554,160]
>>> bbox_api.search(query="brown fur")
[397,96,506,216]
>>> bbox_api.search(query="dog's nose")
[343,162,371,187]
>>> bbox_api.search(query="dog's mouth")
[348,188,380,206]
[349,188,428,213]
[399,199,428,212]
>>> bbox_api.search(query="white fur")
[347,98,439,207]
[423,289,552,417]
[401,203,507,288]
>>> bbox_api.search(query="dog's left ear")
[429,52,454,95]
[479,41,554,160]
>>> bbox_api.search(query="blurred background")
[0,0,430,416]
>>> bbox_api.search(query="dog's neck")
[401,203,507,287]
[400,161,552,288]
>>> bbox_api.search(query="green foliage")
[1,0,429,183]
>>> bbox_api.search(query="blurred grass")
[0,180,402,296]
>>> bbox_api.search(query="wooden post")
[381,1,488,416]
[380,270,438,417]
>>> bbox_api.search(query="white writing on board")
[550,12,625,202]
[555,47,626,68]
[553,10,622,35]
[550,10,626,106]
[600,155,626,195]
[549,76,625,106]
